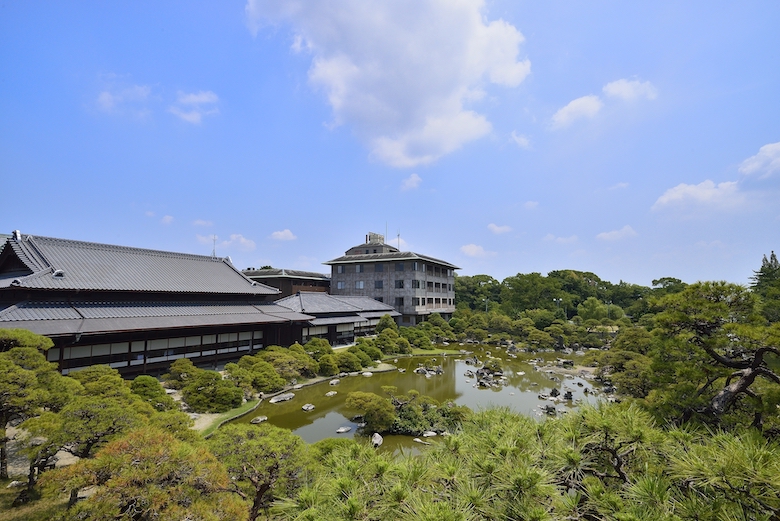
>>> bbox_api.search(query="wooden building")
[0,231,313,375]
[242,268,330,298]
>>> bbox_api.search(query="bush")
[348,345,373,367]
[130,375,177,411]
[333,351,362,372]
[181,371,243,413]
[318,354,339,376]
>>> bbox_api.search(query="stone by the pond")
[269,392,295,404]
[250,416,268,424]
[336,426,352,433]
[325,391,337,397]
[362,372,373,377]
[422,431,437,437]
[293,384,304,389]
[371,432,383,448]
[302,403,315,411]
[412,438,431,445]
[329,379,340,386]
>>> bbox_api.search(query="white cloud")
[551,95,603,129]
[169,90,219,124]
[221,234,256,252]
[271,229,297,241]
[510,131,530,149]
[96,83,151,116]
[543,234,578,244]
[602,79,657,101]
[401,173,422,191]
[488,223,511,234]
[609,182,629,190]
[177,91,219,105]
[460,243,494,257]
[739,141,780,178]
[246,0,531,167]
[145,211,155,217]
[196,234,216,245]
[160,215,174,225]
[596,225,637,241]
[523,201,538,210]
[192,219,213,227]
[652,180,743,210]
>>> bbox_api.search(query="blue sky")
[2,1,778,286]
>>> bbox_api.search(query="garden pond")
[232,344,602,453]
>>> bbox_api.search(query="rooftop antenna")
[212,235,217,258]
[397,230,400,250]
[385,222,388,245]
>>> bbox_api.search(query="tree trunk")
[709,368,759,415]
[1,426,8,480]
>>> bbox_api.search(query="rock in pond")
[422,431,437,437]
[325,391,337,397]
[329,379,340,386]
[371,432,383,448]
[302,403,315,412]
[412,438,431,445]
[250,416,268,424]
[362,372,373,377]
[269,392,295,404]
[336,426,352,433]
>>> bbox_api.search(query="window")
[375,280,384,289]
[413,297,420,306]
[395,297,404,307]
[395,263,404,271]
[427,281,434,290]
[395,280,404,289]
[375,263,384,272]
[336,281,345,289]
[337,265,345,274]
[376,297,383,303]
[365,249,369,254]
[356,264,364,273]
[448,284,453,291]
[355,281,364,289]
[434,267,441,276]
[412,280,421,289]
[435,283,441,292]
[412,262,419,271]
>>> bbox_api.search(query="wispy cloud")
[739,141,780,179]
[401,173,422,191]
[168,90,219,124]
[596,225,637,241]
[271,229,297,241]
[543,234,578,244]
[488,223,511,234]
[609,182,629,190]
[652,180,743,210]
[192,219,213,227]
[95,74,152,118]
[551,95,603,129]
[160,215,174,225]
[246,0,531,167]
[460,244,494,257]
[602,78,657,101]
[524,201,539,210]
[510,131,530,149]
[221,234,256,251]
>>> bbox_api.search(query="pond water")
[233,345,600,453]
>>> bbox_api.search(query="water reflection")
[233,345,599,452]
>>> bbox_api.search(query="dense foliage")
[5,251,780,520]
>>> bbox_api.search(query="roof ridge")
[26,234,226,262]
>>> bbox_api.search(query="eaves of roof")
[323,251,459,270]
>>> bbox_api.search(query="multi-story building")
[324,232,458,326]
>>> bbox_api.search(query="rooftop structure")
[324,233,459,326]
[242,267,330,298]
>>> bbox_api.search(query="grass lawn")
[0,481,67,521]
[409,347,462,356]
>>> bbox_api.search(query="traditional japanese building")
[242,268,330,298]
[324,232,458,326]
[274,291,399,346]
[0,231,312,375]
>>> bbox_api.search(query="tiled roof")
[243,268,330,281]
[323,250,459,270]
[0,300,312,337]
[0,234,279,295]
[275,291,397,315]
